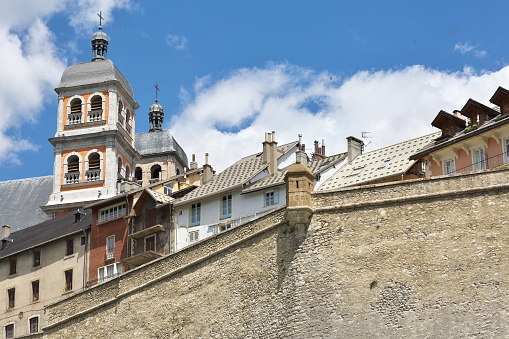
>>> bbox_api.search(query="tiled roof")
[242,152,347,193]
[175,141,298,204]
[147,189,174,205]
[0,176,53,232]
[411,114,509,159]
[0,210,92,260]
[317,132,440,191]
[57,59,134,99]
[135,130,188,165]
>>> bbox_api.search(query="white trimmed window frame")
[472,147,486,171]
[87,92,106,112]
[84,149,104,171]
[66,95,85,122]
[98,262,122,283]
[264,188,279,207]
[442,158,456,175]
[189,230,199,244]
[28,316,39,334]
[98,202,127,223]
[63,152,83,176]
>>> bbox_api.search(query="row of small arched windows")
[68,95,104,124]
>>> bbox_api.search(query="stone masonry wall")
[43,169,509,338]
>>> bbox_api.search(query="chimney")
[321,139,325,156]
[2,225,10,239]
[314,140,319,154]
[201,153,214,184]
[190,154,198,170]
[74,210,85,223]
[347,136,364,163]
[262,131,278,174]
[301,143,306,152]
[295,150,308,167]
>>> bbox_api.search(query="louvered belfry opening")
[67,155,79,173]
[89,153,100,170]
[70,99,82,114]
[91,96,102,111]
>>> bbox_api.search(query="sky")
[2,0,509,181]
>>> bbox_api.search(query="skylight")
[378,158,391,168]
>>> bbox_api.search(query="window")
[99,203,127,223]
[81,236,86,246]
[145,235,156,252]
[151,164,162,180]
[444,159,455,175]
[98,263,122,282]
[66,238,74,256]
[64,270,73,292]
[29,317,39,334]
[164,182,174,195]
[221,194,232,219]
[32,280,39,302]
[106,235,115,260]
[68,98,82,124]
[33,250,41,267]
[7,288,15,309]
[473,148,486,171]
[134,167,143,182]
[87,153,101,182]
[190,203,201,226]
[9,259,16,275]
[117,157,123,179]
[378,158,391,168]
[189,230,199,244]
[264,189,279,207]
[90,95,102,111]
[348,165,365,176]
[5,324,13,338]
[505,139,509,163]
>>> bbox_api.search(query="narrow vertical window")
[32,280,40,302]
[220,194,232,219]
[106,235,115,260]
[33,250,41,267]
[7,288,15,308]
[4,324,14,338]
[145,235,156,252]
[190,203,201,226]
[29,317,39,334]
[9,259,16,275]
[66,238,74,256]
[64,270,73,292]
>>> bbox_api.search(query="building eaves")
[0,210,92,260]
[410,115,509,160]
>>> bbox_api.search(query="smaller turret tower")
[91,12,109,61]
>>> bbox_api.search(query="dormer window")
[68,98,82,124]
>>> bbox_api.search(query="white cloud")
[166,34,188,51]
[455,42,487,58]
[170,63,509,173]
[0,0,131,167]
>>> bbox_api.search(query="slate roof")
[135,130,189,165]
[175,141,298,205]
[0,210,91,260]
[411,113,509,159]
[0,176,53,232]
[147,189,174,205]
[317,132,440,191]
[57,59,134,99]
[242,153,347,194]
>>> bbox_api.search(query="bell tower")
[43,16,139,217]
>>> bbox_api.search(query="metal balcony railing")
[455,152,507,174]
[65,172,80,184]
[86,169,101,182]
[105,248,115,260]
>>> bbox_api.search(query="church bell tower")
[44,17,139,216]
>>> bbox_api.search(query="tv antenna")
[361,131,372,148]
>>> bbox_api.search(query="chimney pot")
[2,225,10,239]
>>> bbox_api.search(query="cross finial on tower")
[97,11,104,28]
[154,83,160,103]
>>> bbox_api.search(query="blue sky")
[2,0,509,181]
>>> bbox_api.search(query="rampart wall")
[43,169,509,338]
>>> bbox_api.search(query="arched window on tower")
[134,167,143,185]
[65,155,80,184]
[118,101,124,125]
[117,158,123,180]
[125,109,132,134]
[125,165,131,181]
[68,98,82,125]
[86,153,101,182]
[150,165,162,184]
[89,95,103,122]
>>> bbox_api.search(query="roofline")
[410,116,509,159]
[174,184,244,207]
[0,222,91,260]
[241,181,285,195]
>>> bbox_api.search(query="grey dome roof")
[135,130,188,165]
[92,29,109,42]
[57,59,133,99]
